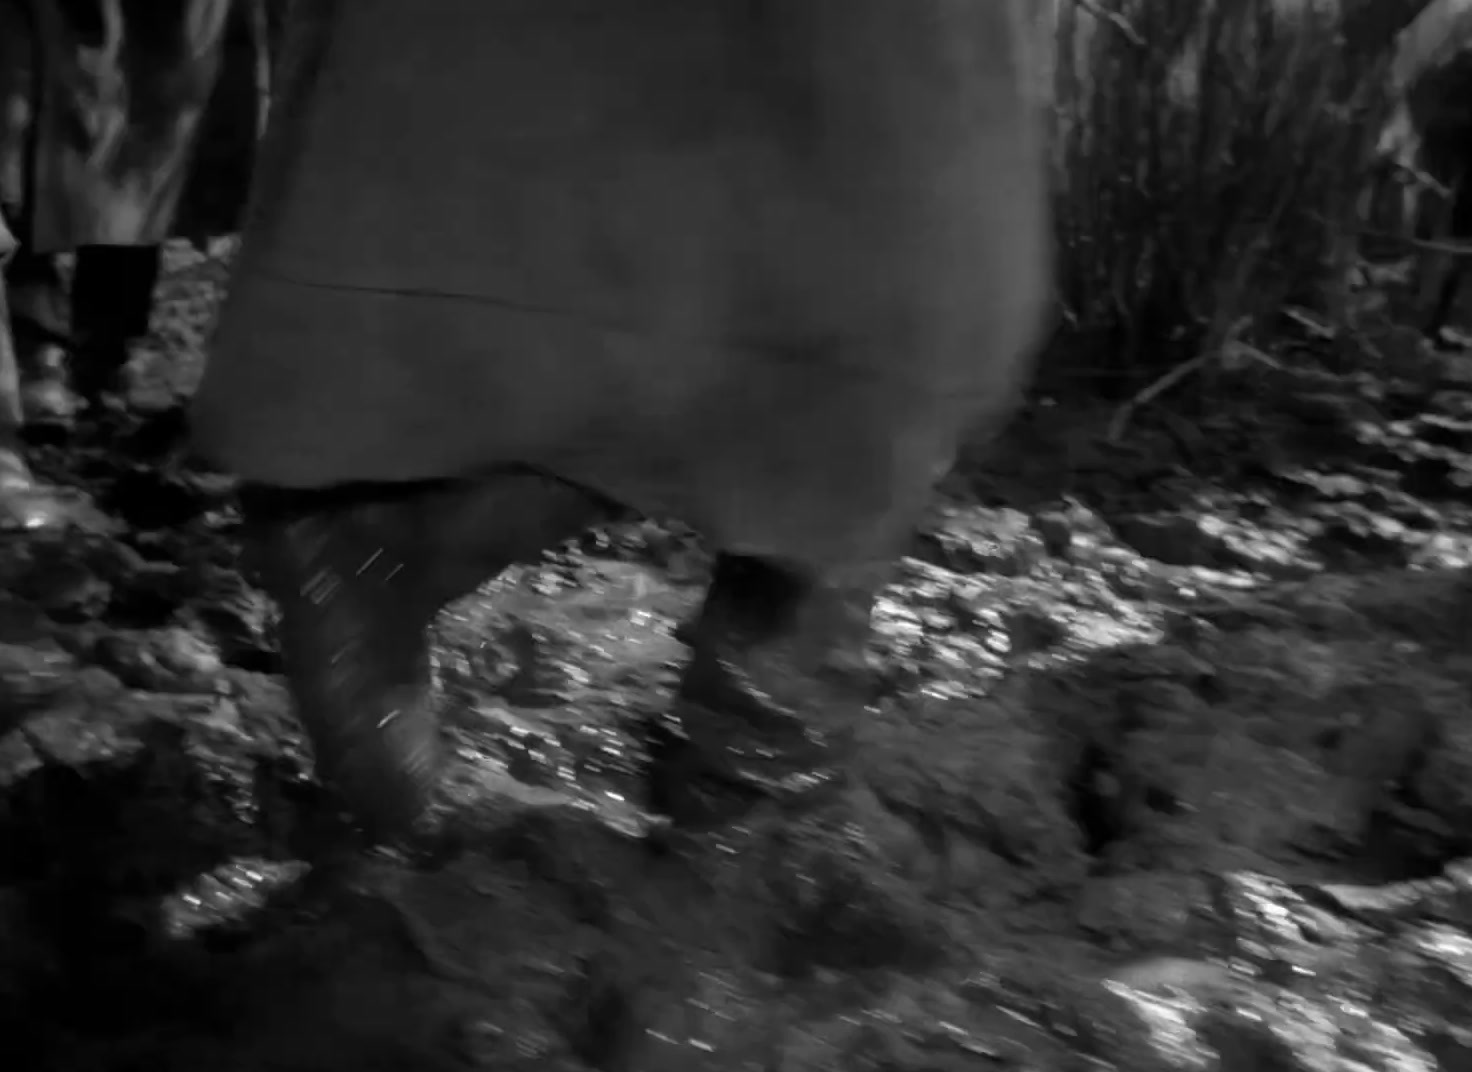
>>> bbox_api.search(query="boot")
[242,471,605,985]
[246,483,453,842]
[244,473,607,840]
[647,553,882,829]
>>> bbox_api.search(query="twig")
[1226,341,1286,371]
[1066,0,1146,49]
[1386,159,1451,200]
[1354,229,1472,258]
[1282,306,1335,340]
[1106,314,1254,444]
[1106,349,1215,443]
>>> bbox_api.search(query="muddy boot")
[246,484,452,842]
[242,472,604,978]
[648,553,882,829]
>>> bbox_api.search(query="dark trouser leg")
[242,470,607,845]
[650,552,883,827]
[243,470,608,993]
[70,244,163,402]
[1426,177,1472,344]
[247,465,884,841]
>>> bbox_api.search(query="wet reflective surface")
[3,506,1472,1070]
[1,244,1472,1069]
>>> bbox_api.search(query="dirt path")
[2,245,1472,1071]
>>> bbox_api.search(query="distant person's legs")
[4,242,164,426]
[69,243,163,403]
[5,246,80,428]
[3,242,165,427]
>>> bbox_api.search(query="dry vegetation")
[1040,0,1411,401]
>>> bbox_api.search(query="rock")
[1003,605,1069,655]
[0,730,43,787]
[913,505,1047,576]
[151,626,225,683]
[15,556,112,623]
[79,626,223,693]
[1111,514,1233,569]
[1282,390,1381,436]
[192,594,278,672]
[1077,873,1217,954]
[1030,510,1075,559]
[1405,709,1472,853]
[0,594,55,646]
[0,644,78,732]
[494,622,580,708]
[106,558,187,628]
[1308,512,1414,570]
[1101,976,1437,1072]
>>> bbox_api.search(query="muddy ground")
[2,246,1472,1071]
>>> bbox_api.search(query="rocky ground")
[2,245,1472,1071]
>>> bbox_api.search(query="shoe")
[69,340,132,414]
[18,344,83,433]
[645,555,874,829]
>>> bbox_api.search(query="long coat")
[192,0,1052,571]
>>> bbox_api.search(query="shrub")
[1042,0,1406,395]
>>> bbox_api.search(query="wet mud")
[3,244,1472,1070]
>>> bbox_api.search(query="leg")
[243,469,609,844]
[649,552,886,828]
[6,246,81,430]
[0,235,74,531]
[6,246,70,345]
[69,243,163,404]
[243,469,608,990]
